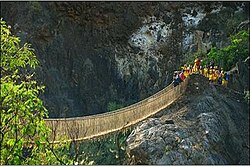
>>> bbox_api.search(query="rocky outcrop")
[228,57,249,93]
[126,74,249,164]
[1,2,248,117]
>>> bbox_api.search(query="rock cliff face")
[1,2,248,117]
[229,57,249,94]
[126,74,249,164]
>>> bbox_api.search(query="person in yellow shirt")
[219,69,224,84]
[212,67,217,82]
[183,64,189,77]
[192,64,196,73]
[187,64,192,75]
[208,66,214,82]
[199,66,203,75]
[193,57,201,73]
[203,65,209,78]
[214,66,220,83]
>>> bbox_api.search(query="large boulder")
[126,74,249,164]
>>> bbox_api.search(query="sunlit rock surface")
[126,74,249,164]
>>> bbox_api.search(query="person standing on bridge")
[209,66,214,82]
[173,71,180,87]
[179,70,186,82]
[214,66,220,83]
[203,65,209,78]
[218,68,224,84]
[193,57,201,73]
[211,66,217,83]
[199,65,203,75]
[188,64,193,75]
[183,64,189,77]
[222,72,229,87]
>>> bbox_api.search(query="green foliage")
[0,4,245,165]
[67,101,129,165]
[63,102,129,164]
[1,18,45,164]
[185,30,249,70]
[0,19,129,165]
[207,30,249,70]
[46,132,131,165]
[107,101,124,112]
[75,131,130,165]
[0,19,72,165]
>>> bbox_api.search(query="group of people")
[173,57,230,87]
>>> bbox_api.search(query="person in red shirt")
[179,70,186,82]
[194,57,201,73]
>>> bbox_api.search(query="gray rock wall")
[1,2,248,117]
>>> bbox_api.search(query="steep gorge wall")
[1,2,248,118]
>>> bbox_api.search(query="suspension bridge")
[45,77,189,143]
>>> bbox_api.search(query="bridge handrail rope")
[45,77,189,143]
[46,82,175,121]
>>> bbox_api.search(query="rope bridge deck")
[45,77,189,143]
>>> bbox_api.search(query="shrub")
[207,30,249,70]
[0,18,72,165]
